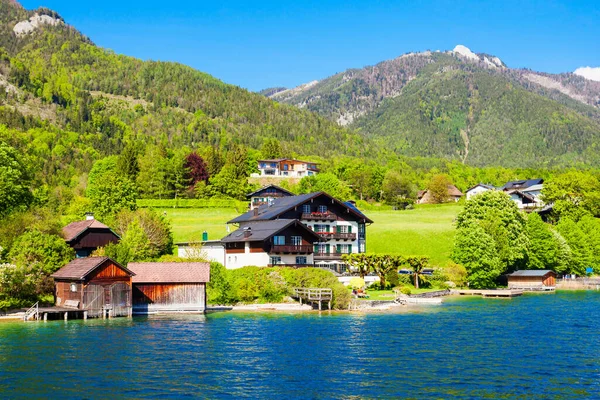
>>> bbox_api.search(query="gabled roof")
[62,219,119,242]
[509,270,556,277]
[418,185,463,199]
[228,192,373,224]
[52,257,134,280]
[466,183,496,192]
[501,179,543,191]
[246,184,295,198]
[521,184,543,193]
[258,158,319,164]
[129,262,210,284]
[508,190,537,203]
[221,219,321,243]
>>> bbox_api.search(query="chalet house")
[417,185,463,204]
[502,179,544,210]
[256,158,319,178]
[62,214,120,257]
[221,219,321,269]
[128,262,210,314]
[507,270,556,290]
[247,184,294,210]
[227,192,373,271]
[466,183,496,200]
[51,257,134,318]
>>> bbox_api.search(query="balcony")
[316,232,357,241]
[271,245,313,254]
[314,251,351,260]
[267,264,313,268]
[301,212,337,221]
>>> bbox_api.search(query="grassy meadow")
[157,203,462,266]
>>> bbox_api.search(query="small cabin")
[128,262,211,314]
[417,185,463,204]
[51,257,134,318]
[508,270,556,290]
[247,184,294,210]
[62,214,120,257]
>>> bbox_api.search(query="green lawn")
[156,203,462,266]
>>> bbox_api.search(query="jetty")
[453,289,523,298]
[293,288,332,310]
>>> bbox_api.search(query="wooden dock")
[453,289,523,298]
[293,288,332,310]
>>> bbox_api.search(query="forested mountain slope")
[0,0,378,188]
[268,47,600,167]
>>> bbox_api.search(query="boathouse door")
[110,283,131,317]
[83,284,104,317]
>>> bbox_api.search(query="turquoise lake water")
[1,292,599,399]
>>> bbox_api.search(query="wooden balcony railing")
[271,245,313,254]
[316,232,357,241]
[314,251,351,259]
[267,264,313,268]
[301,212,337,221]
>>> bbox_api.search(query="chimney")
[85,212,95,221]
[243,226,252,238]
[253,208,259,217]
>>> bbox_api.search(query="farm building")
[417,185,463,204]
[128,262,211,314]
[62,214,120,257]
[51,257,134,318]
[508,270,557,290]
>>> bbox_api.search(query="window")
[314,225,330,233]
[70,283,77,292]
[270,163,277,168]
[283,164,288,171]
[291,236,302,246]
[338,225,348,233]
[318,205,327,213]
[302,204,311,214]
[273,236,285,245]
[296,256,307,265]
[308,171,314,176]
[317,243,328,254]
[283,171,288,176]
[270,256,282,265]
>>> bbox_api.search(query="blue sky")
[20,0,600,91]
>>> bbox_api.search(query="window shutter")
[336,244,342,253]
[326,225,331,233]
[326,244,330,253]
[314,245,319,253]
[348,225,352,233]
[336,225,341,233]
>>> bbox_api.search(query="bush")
[400,286,412,295]
[207,266,351,309]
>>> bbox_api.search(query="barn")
[62,214,120,257]
[508,270,557,290]
[51,257,134,318]
[128,262,211,314]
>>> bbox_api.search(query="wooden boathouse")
[128,262,210,314]
[51,257,134,318]
[508,270,556,290]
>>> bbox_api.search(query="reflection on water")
[1,292,600,398]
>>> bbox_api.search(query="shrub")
[400,286,412,295]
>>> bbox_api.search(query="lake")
[1,292,599,398]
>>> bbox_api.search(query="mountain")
[267,46,600,167]
[0,0,378,188]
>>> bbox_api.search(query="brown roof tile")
[62,219,113,242]
[51,257,134,280]
[128,262,211,284]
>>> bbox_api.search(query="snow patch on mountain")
[574,67,600,82]
[13,14,63,36]
[452,45,478,61]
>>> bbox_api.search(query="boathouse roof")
[52,257,134,281]
[509,270,556,277]
[128,262,211,284]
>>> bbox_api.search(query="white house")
[256,158,319,178]
[465,183,496,200]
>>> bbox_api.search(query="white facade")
[224,244,314,269]
[257,159,319,178]
[177,241,225,265]
[466,185,494,200]
[302,219,363,256]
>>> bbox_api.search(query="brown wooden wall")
[508,274,556,287]
[69,229,119,250]
[55,281,84,308]
[87,260,132,285]
[133,283,206,312]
